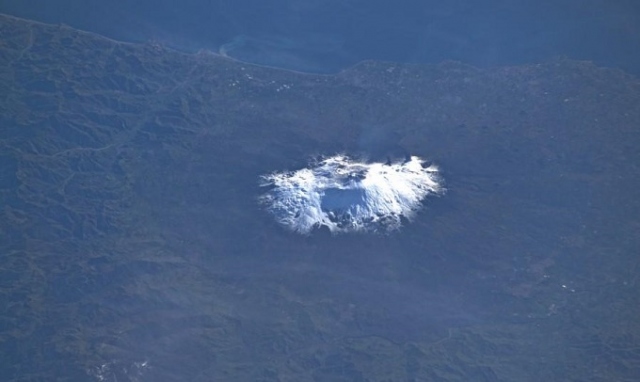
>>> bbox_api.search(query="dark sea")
[3,0,640,74]
[1,1,639,381]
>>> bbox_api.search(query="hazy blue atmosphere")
[1,1,639,381]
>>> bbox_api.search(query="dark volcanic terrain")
[1,14,639,382]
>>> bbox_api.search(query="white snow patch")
[260,155,444,234]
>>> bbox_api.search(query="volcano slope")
[1,13,639,382]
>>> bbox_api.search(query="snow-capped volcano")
[260,155,444,234]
